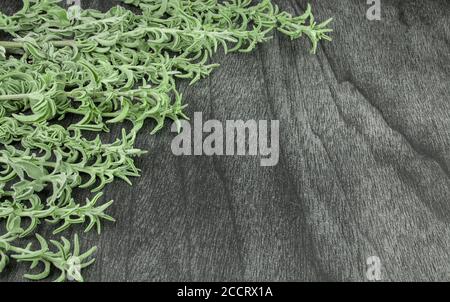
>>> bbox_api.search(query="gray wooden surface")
[1,0,450,282]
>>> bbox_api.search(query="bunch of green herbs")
[0,0,332,281]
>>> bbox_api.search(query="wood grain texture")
[1,0,449,282]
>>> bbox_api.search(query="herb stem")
[0,40,77,49]
[0,93,31,101]
[0,89,152,102]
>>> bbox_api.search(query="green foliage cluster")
[0,0,332,281]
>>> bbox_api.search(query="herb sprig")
[0,0,332,281]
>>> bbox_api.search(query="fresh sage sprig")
[0,0,332,281]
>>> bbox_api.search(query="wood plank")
[0,0,449,282]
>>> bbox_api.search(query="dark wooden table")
[1,0,450,282]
